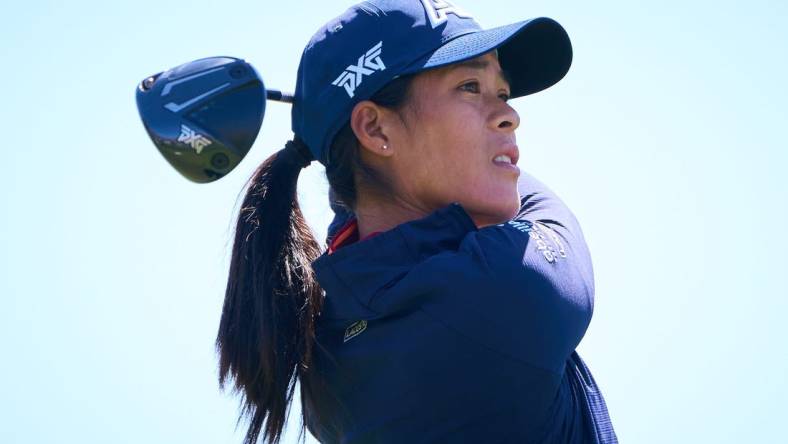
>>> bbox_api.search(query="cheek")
[398,109,454,168]
[411,109,483,173]
[422,108,484,164]
[414,127,475,193]
[399,100,515,208]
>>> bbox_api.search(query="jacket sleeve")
[390,171,596,374]
[510,170,595,287]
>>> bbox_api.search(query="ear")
[349,100,395,159]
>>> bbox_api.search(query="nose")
[489,101,520,133]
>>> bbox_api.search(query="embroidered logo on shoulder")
[332,41,386,98]
[420,0,473,28]
[343,320,368,343]
[532,222,567,264]
[501,220,568,264]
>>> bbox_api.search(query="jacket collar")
[311,202,478,321]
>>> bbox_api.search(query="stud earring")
[382,144,389,150]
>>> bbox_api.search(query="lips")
[492,144,519,166]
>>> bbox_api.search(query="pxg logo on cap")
[331,41,386,98]
[329,0,473,98]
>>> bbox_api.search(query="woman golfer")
[216,1,618,443]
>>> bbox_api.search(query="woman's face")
[383,51,521,227]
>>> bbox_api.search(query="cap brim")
[401,17,572,98]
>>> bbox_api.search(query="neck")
[353,193,433,240]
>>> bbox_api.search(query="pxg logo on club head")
[135,56,267,183]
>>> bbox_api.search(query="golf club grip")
[267,89,294,103]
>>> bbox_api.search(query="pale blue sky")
[1,1,786,443]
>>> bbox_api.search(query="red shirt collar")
[327,217,383,255]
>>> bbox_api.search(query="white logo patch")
[343,320,368,343]
[177,124,212,154]
[420,0,473,28]
[503,220,568,264]
[332,41,386,98]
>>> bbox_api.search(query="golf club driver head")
[135,56,266,183]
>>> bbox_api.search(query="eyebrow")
[447,58,513,89]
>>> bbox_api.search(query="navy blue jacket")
[305,172,617,443]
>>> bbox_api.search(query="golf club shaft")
[266,89,294,103]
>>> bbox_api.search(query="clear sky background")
[1,1,786,443]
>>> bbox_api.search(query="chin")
[493,187,521,218]
[466,195,520,228]
[497,199,521,222]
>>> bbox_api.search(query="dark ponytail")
[217,72,417,444]
[216,138,323,444]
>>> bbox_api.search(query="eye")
[459,81,510,102]
[459,81,480,93]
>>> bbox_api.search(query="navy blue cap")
[291,0,572,167]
